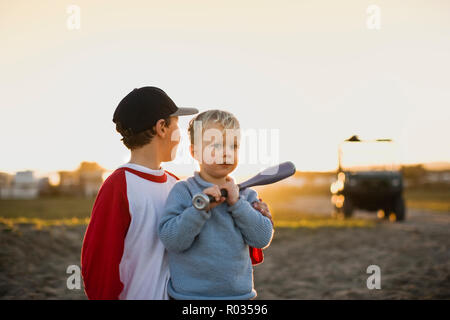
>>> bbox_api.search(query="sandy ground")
[0,196,449,299]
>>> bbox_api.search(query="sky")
[1,0,449,178]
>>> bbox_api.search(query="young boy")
[158,110,274,300]
[81,87,272,300]
[81,86,199,299]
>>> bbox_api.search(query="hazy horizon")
[2,159,450,182]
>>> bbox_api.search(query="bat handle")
[208,188,228,202]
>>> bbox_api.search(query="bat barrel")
[239,161,296,190]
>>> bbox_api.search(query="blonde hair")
[188,109,240,145]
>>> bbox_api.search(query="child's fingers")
[204,185,226,202]
[214,185,224,201]
[253,201,270,215]
[204,187,220,199]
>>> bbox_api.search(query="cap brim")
[170,107,199,116]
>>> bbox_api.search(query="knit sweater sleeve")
[227,188,274,249]
[158,181,211,253]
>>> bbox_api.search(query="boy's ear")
[154,119,167,138]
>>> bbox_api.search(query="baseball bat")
[192,161,296,210]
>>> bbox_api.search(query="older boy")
[81,87,272,300]
[159,110,274,300]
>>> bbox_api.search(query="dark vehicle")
[330,135,406,221]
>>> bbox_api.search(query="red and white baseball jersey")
[81,163,179,300]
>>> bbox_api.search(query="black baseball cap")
[113,86,199,134]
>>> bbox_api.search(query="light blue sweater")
[158,171,274,300]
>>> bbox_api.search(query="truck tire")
[343,197,353,218]
[394,196,406,222]
[383,208,391,219]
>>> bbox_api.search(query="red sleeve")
[81,169,131,300]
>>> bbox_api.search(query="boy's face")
[163,116,181,162]
[191,123,240,178]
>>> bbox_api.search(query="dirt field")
[0,196,449,299]
[254,201,450,299]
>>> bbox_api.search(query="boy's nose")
[223,150,235,164]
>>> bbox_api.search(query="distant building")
[401,164,450,187]
[6,171,39,199]
[424,170,450,185]
[78,164,104,197]
[0,171,52,199]
[58,162,106,197]
[58,170,81,195]
[0,162,106,199]
[0,172,13,199]
[38,177,52,196]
